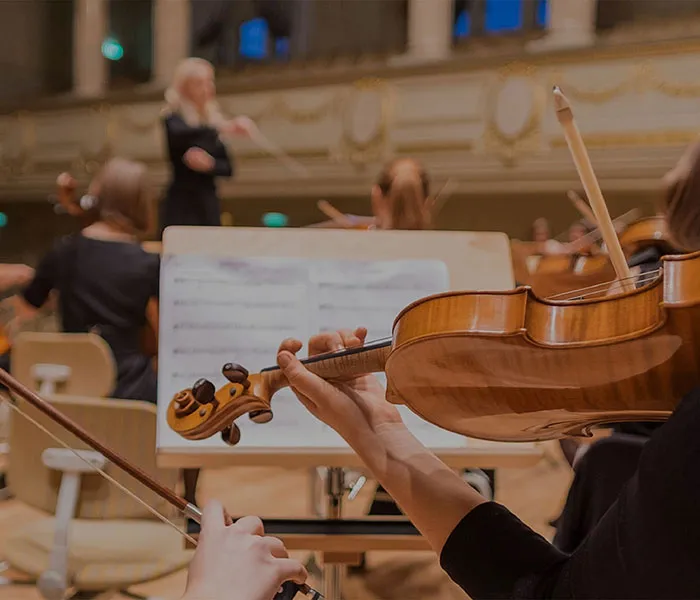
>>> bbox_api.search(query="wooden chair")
[11,332,116,397]
[2,395,192,600]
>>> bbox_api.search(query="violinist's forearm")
[348,422,486,554]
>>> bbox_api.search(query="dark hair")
[376,158,431,230]
[92,158,152,235]
[664,140,700,252]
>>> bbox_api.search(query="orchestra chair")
[1,395,193,600]
[10,332,117,397]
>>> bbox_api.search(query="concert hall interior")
[2,1,700,599]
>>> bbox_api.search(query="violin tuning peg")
[222,363,249,384]
[192,378,216,404]
[249,410,273,424]
[172,389,199,418]
[221,424,242,446]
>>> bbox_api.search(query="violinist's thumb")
[277,351,326,406]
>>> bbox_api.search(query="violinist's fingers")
[277,351,336,405]
[200,499,227,533]
[344,327,367,346]
[278,337,303,356]
[308,331,344,355]
[263,536,289,559]
[275,559,309,586]
[233,515,265,536]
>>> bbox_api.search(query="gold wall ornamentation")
[482,64,545,165]
[335,77,394,167]
[224,93,342,124]
[0,111,35,180]
[551,61,700,103]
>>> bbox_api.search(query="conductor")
[159,58,254,236]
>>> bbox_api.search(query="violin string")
[547,268,662,301]
[3,398,198,546]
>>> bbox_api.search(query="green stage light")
[262,212,288,227]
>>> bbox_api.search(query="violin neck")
[261,339,391,390]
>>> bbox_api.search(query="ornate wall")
[3,38,700,209]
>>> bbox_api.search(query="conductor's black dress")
[159,113,234,236]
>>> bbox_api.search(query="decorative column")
[528,0,598,52]
[153,0,191,86]
[73,0,108,97]
[400,0,454,62]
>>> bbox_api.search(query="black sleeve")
[212,152,233,177]
[164,114,218,154]
[440,503,566,600]
[147,253,161,300]
[440,388,700,600]
[164,114,234,178]
[22,241,65,308]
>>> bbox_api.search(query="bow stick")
[566,190,598,227]
[317,200,356,228]
[247,126,310,179]
[0,368,322,600]
[553,87,634,292]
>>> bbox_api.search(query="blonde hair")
[375,158,431,230]
[163,57,224,127]
[92,158,152,236]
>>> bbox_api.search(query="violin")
[166,247,700,445]
[618,215,671,255]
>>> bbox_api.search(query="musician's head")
[164,58,222,127]
[90,158,153,236]
[568,220,590,243]
[663,139,700,251]
[372,158,431,230]
[532,218,550,242]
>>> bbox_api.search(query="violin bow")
[553,87,635,292]
[247,125,310,179]
[0,369,323,600]
[317,200,356,228]
[566,190,598,226]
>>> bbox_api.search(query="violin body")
[512,241,615,299]
[167,249,700,445]
[618,215,670,254]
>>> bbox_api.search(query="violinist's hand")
[56,172,76,189]
[277,327,402,444]
[0,264,34,292]
[222,116,257,138]
[184,147,215,173]
[182,501,307,600]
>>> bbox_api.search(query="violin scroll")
[166,363,280,446]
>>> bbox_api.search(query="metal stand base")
[323,467,345,600]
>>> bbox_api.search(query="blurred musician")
[159,58,255,237]
[370,157,432,230]
[531,217,565,254]
[270,140,700,599]
[14,158,199,504]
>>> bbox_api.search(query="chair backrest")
[7,395,178,520]
[11,332,116,397]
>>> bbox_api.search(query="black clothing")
[159,113,233,236]
[440,387,700,600]
[22,234,159,403]
[552,434,647,553]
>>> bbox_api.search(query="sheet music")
[158,255,466,450]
